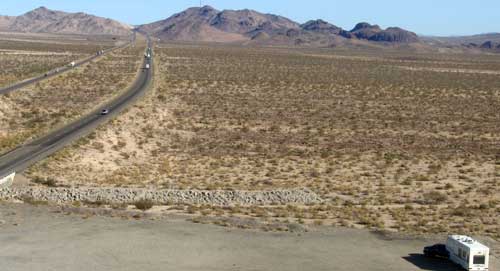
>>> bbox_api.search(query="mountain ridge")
[0,5,496,51]
[0,6,132,36]
[137,6,420,46]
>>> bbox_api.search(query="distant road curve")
[0,34,136,95]
[0,34,153,180]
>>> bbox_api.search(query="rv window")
[473,255,485,265]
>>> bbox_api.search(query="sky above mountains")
[1,0,498,36]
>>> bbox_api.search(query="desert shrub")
[31,176,57,187]
[134,199,154,211]
[423,191,448,204]
[83,199,108,207]
[415,175,431,182]
[401,178,412,186]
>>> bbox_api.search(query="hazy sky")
[1,0,498,36]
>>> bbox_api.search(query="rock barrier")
[0,187,323,206]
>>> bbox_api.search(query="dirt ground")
[27,44,500,238]
[1,202,497,271]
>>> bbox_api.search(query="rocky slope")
[211,8,298,35]
[137,6,246,42]
[0,16,15,30]
[0,7,131,36]
[479,41,500,49]
[138,6,420,46]
[301,19,345,35]
[422,33,500,52]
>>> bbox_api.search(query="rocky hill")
[421,33,500,52]
[301,19,345,35]
[136,6,246,42]
[211,9,299,35]
[423,33,500,45]
[138,6,420,46]
[0,7,131,36]
[479,41,500,49]
[0,16,15,30]
[341,22,418,43]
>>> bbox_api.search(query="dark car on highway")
[424,244,450,259]
[100,109,109,115]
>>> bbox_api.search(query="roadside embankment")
[0,187,322,206]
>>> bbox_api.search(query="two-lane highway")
[0,35,153,180]
[0,34,135,95]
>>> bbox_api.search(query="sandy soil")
[0,202,498,271]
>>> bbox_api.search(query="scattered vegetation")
[134,199,154,211]
[0,35,114,88]
[26,43,500,238]
[0,36,146,154]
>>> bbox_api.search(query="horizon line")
[2,5,499,37]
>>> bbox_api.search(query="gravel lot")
[1,202,495,271]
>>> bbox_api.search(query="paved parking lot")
[0,203,497,271]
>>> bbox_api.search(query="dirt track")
[1,203,496,271]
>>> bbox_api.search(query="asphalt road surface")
[0,34,135,95]
[0,35,152,178]
[1,203,495,271]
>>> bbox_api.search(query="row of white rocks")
[0,187,323,206]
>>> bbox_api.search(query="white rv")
[446,235,489,271]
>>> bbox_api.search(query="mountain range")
[136,6,419,46]
[0,7,131,36]
[422,33,500,50]
[0,6,498,51]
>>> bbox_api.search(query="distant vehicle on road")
[100,109,109,115]
[69,61,76,67]
[145,63,150,69]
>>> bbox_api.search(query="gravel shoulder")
[1,202,497,271]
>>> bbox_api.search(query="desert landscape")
[0,33,115,88]
[0,3,498,271]
[0,35,144,154]
[19,42,498,240]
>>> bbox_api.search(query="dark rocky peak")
[480,41,500,49]
[181,5,218,18]
[369,27,419,43]
[351,22,381,32]
[301,19,343,34]
[24,6,67,19]
[32,6,49,12]
[199,5,217,16]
